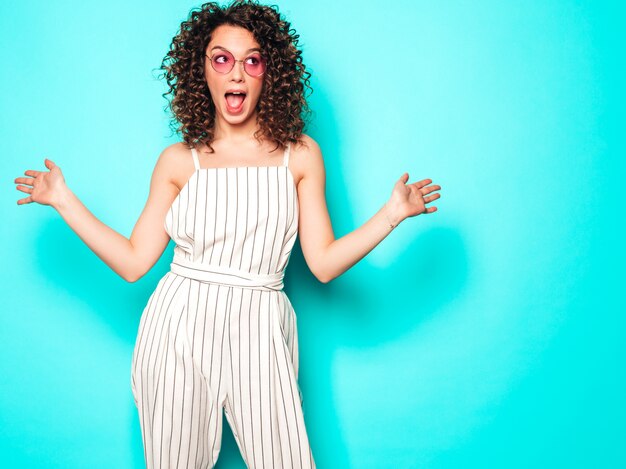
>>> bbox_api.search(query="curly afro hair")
[159,0,313,153]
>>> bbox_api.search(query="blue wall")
[2,1,624,467]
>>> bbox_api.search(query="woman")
[14,1,441,467]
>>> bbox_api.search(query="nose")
[230,60,245,81]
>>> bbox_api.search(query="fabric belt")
[170,256,284,291]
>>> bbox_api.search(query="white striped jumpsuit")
[130,143,316,468]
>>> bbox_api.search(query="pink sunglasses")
[206,50,267,77]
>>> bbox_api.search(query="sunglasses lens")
[210,51,266,76]
[244,55,266,77]
[211,51,234,73]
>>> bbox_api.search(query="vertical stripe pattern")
[131,144,316,468]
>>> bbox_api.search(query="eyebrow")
[210,45,261,53]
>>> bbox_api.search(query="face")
[204,24,265,127]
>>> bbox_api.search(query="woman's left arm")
[295,135,441,283]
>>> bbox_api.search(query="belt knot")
[170,256,284,291]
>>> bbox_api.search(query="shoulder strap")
[282,142,291,167]
[190,147,200,170]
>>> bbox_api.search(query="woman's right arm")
[14,143,187,282]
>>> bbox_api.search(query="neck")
[213,111,261,143]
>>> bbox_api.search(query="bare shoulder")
[157,142,192,170]
[154,142,195,191]
[292,133,321,158]
[290,134,324,185]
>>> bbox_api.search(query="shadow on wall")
[284,225,467,469]
[290,225,469,346]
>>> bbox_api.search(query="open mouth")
[225,92,246,113]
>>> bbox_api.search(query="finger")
[17,196,33,205]
[24,170,42,177]
[411,178,433,189]
[424,193,441,203]
[16,185,33,194]
[14,177,35,186]
[420,184,441,195]
[396,173,409,186]
[45,158,57,170]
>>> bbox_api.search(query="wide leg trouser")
[130,272,316,468]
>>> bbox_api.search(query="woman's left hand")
[386,173,441,226]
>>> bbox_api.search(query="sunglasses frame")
[205,50,267,77]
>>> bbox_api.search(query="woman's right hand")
[15,158,68,208]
